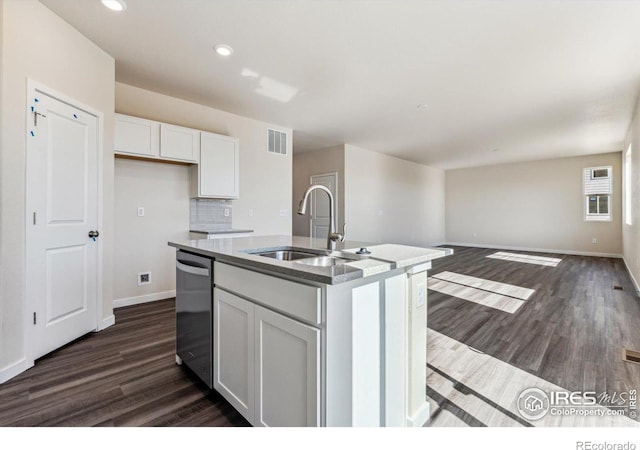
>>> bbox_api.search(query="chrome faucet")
[297,184,346,250]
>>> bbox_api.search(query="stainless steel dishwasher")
[175,250,213,388]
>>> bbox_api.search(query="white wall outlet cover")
[416,282,426,308]
[592,238,597,244]
[224,208,230,217]
[248,209,254,217]
[137,207,145,217]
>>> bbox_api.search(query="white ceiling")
[40,0,640,169]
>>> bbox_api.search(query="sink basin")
[252,250,322,261]
[296,256,351,267]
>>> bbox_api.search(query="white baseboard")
[623,257,640,297]
[113,290,176,309]
[0,358,33,384]
[407,402,430,427]
[98,314,115,331]
[444,242,623,259]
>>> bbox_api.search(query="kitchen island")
[168,235,451,427]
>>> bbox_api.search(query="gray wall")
[292,145,345,237]
[0,0,115,378]
[623,94,640,293]
[445,152,623,256]
[114,83,293,303]
[343,144,446,246]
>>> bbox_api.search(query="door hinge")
[33,312,36,325]
[33,212,36,225]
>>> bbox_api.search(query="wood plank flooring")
[1,246,638,427]
[427,246,640,426]
[0,299,249,426]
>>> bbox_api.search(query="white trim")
[25,79,105,363]
[98,314,115,331]
[0,359,33,384]
[114,290,176,309]
[623,257,640,297]
[445,242,623,259]
[406,402,430,427]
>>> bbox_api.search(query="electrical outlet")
[416,282,426,308]
[248,209,254,217]
[137,207,145,217]
[224,208,230,217]
[138,271,151,286]
[473,232,477,238]
[592,238,597,245]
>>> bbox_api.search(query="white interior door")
[309,173,337,240]
[26,85,100,360]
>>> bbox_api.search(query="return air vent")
[267,129,287,155]
[622,348,640,365]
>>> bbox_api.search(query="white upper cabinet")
[160,123,200,163]
[193,131,239,199]
[114,114,159,158]
[114,114,199,164]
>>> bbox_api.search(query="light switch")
[137,207,145,217]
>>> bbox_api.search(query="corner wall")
[343,144,446,246]
[623,94,640,294]
[445,152,623,256]
[0,0,115,379]
[292,145,345,237]
[114,83,293,303]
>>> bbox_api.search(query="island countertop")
[168,235,452,285]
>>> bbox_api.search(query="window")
[583,166,612,221]
[625,144,632,226]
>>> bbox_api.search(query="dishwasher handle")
[176,260,210,277]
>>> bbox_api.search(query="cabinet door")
[114,114,159,157]
[199,132,239,198]
[160,123,200,163]
[213,288,254,423]
[254,305,320,427]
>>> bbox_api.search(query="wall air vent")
[267,129,287,155]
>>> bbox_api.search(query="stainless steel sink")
[296,256,352,267]
[255,250,321,261]
[247,247,367,267]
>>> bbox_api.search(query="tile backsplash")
[190,199,233,230]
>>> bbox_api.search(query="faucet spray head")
[297,199,307,215]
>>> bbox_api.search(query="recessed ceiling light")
[100,0,127,12]
[416,103,428,109]
[214,44,234,57]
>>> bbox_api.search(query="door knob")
[88,230,100,240]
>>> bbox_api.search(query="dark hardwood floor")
[428,246,640,397]
[0,299,249,426]
[1,246,639,427]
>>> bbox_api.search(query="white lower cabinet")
[254,305,320,427]
[213,288,254,421]
[213,287,320,427]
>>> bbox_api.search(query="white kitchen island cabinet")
[169,235,452,427]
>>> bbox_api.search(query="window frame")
[583,165,612,222]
